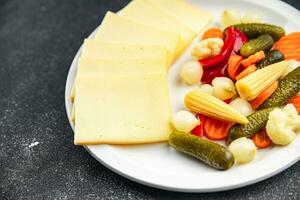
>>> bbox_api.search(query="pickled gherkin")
[259,66,300,109]
[240,35,274,57]
[233,23,285,41]
[227,108,275,144]
[169,131,234,170]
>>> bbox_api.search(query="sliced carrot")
[227,54,244,81]
[202,28,224,40]
[252,129,272,148]
[277,32,300,40]
[250,81,278,109]
[241,51,265,68]
[288,94,300,114]
[274,42,300,49]
[274,32,300,61]
[236,65,257,80]
[203,117,232,140]
[281,49,300,61]
[191,115,206,137]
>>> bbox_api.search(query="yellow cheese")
[82,40,167,64]
[70,58,167,102]
[74,74,172,145]
[146,0,213,33]
[119,0,196,56]
[77,58,167,78]
[95,11,179,65]
[70,41,168,102]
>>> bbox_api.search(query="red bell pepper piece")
[200,27,236,68]
[201,59,229,84]
[191,115,206,137]
[233,29,248,54]
[200,27,249,84]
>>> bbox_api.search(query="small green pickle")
[233,23,285,41]
[259,66,300,109]
[240,35,274,57]
[227,108,276,144]
[169,131,234,170]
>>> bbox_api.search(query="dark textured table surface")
[1,0,300,199]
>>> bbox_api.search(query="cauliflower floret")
[191,38,224,60]
[266,104,300,145]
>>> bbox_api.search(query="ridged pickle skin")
[169,131,234,170]
[227,108,276,144]
[233,23,285,41]
[240,35,274,57]
[259,66,300,109]
[257,50,285,69]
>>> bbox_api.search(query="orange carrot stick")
[227,55,244,81]
[241,51,265,68]
[250,81,278,109]
[236,65,257,80]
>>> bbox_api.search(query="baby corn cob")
[185,90,249,124]
[236,61,288,101]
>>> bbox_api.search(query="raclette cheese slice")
[70,58,167,102]
[74,74,172,145]
[146,0,213,33]
[70,42,168,102]
[77,58,167,78]
[82,40,168,64]
[95,11,179,65]
[119,0,196,56]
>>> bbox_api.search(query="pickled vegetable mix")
[173,9,300,170]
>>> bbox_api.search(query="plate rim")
[65,0,300,193]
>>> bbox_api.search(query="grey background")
[1,0,300,199]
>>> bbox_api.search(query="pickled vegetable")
[233,23,285,41]
[172,111,200,133]
[259,67,300,109]
[240,35,274,57]
[257,50,284,69]
[227,107,275,144]
[169,131,235,170]
[229,98,254,117]
[212,77,237,100]
[180,61,203,85]
[266,105,300,145]
[229,137,257,163]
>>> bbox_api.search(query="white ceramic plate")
[65,0,300,192]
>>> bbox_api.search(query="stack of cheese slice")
[72,0,212,145]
